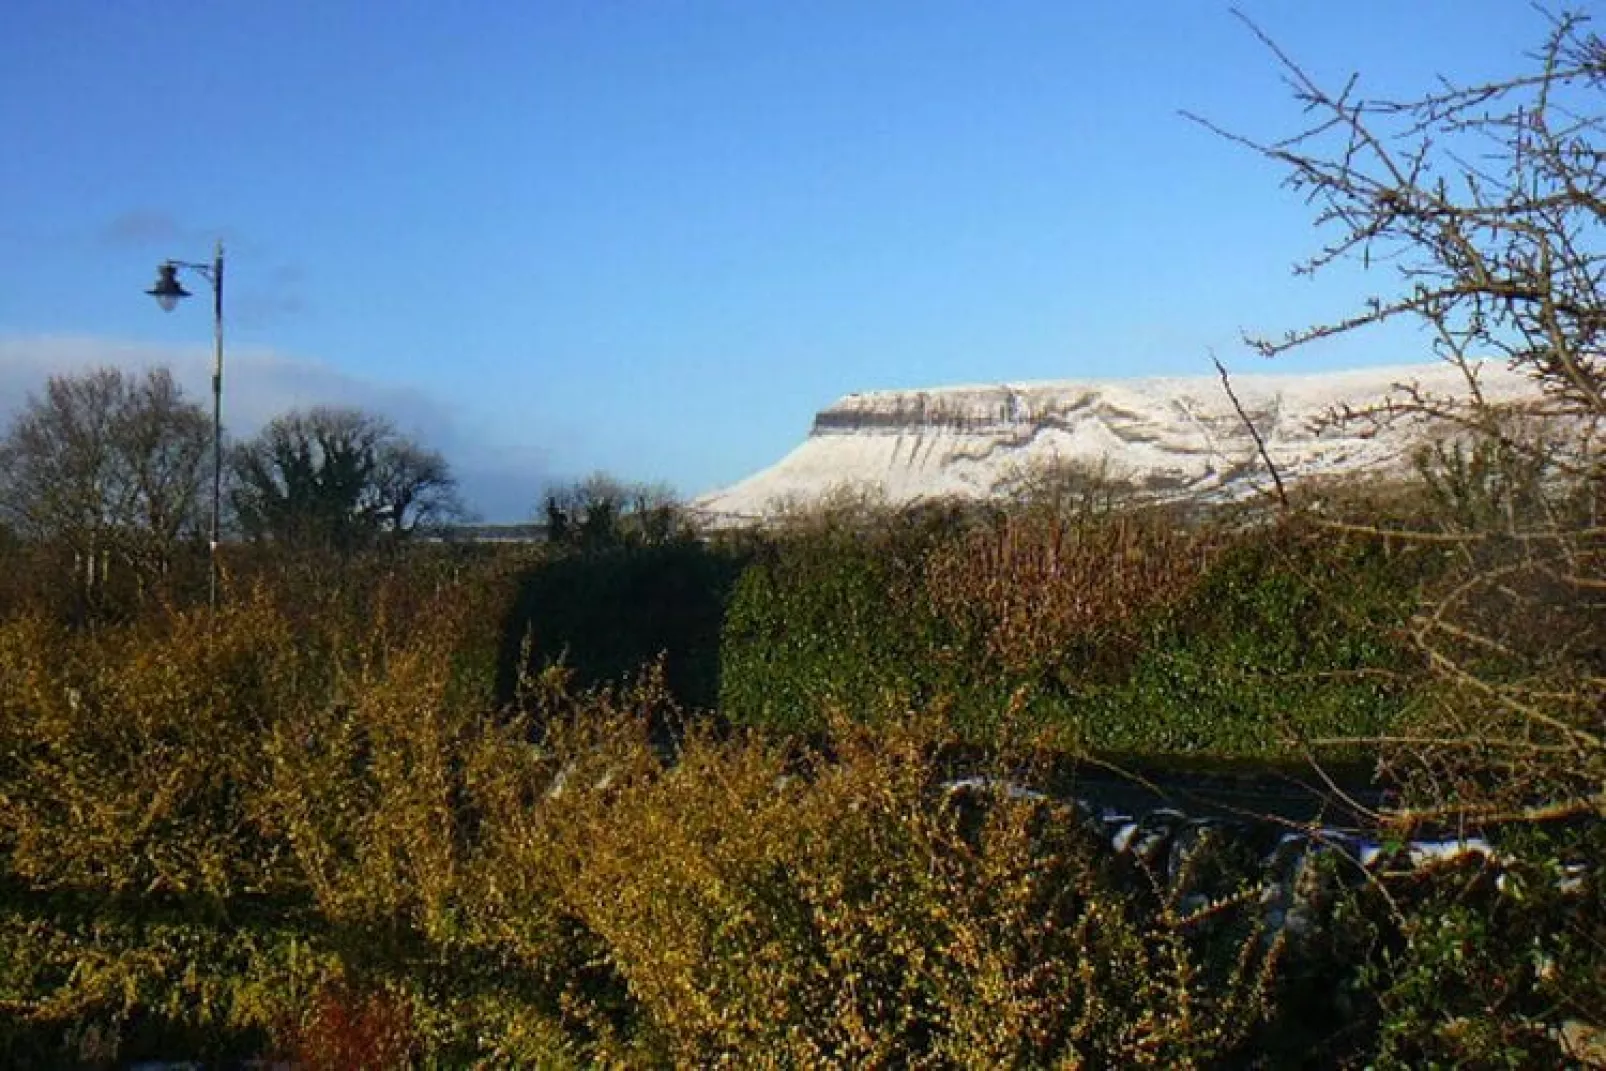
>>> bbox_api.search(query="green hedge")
[718,516,975,734]
[1078,526,1434,757]
[719,512,1440,758]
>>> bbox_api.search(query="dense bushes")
[499,490,1429,760]
[0,465,1596,1065]
[1,508,1600,1064]
[720,503,1436,759]
[0,604,303,900]
[3,588,1596,1064]
[0,559,517,1064]
[1080,521,1433,759]
[719,508,958,733]
[517,706,1289,1066]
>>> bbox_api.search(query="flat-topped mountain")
[695,362,1545,522]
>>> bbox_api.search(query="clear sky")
[0,0,1561,519]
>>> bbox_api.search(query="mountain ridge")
[695,362,1548,522]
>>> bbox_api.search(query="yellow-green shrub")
[486,685,1282,1066]
[0,598,314,900]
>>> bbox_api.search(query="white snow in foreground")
[696,362,1548,523]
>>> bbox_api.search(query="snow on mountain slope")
[695,362,1544,522]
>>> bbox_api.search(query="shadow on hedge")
[496,541,750,714]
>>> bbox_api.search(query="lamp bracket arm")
[165,259,220,285]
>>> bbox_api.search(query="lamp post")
[147,241,225,611]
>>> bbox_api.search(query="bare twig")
[1198,8,1606,835]
[1213,356,1290,510]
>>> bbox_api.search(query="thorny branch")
[1198,8,1606,825]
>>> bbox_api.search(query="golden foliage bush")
[0,598,310,899]
[0,910,346,1067]
[477,681,1282,1067]
[0,563,533,1062]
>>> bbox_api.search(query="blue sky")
[0,1,1559,518]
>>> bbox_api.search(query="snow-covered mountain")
[695,362,1546,522]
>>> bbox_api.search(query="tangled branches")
[1197,9,1606,825]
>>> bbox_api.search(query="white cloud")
[0,333,551,521]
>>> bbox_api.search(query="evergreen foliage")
[719,506,1432,758]
[231,406,462,553]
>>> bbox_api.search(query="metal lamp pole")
[146,241,225,611]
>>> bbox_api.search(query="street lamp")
[147,241,225,611]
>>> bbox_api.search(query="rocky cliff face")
[695,362,1544,522]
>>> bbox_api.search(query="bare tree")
[0,366,208,597]
[1190,10,1606,430]
[1194,10,1606,822]
[119,369,212,559]
[373,438,463,537]
[231,406,462,552]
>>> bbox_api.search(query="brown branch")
[1307,734,1580,754]
[1213,356,1289,510]
[1422,646,1604,750]
[1383,792,1605,829]
[1313,519,1606,544]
